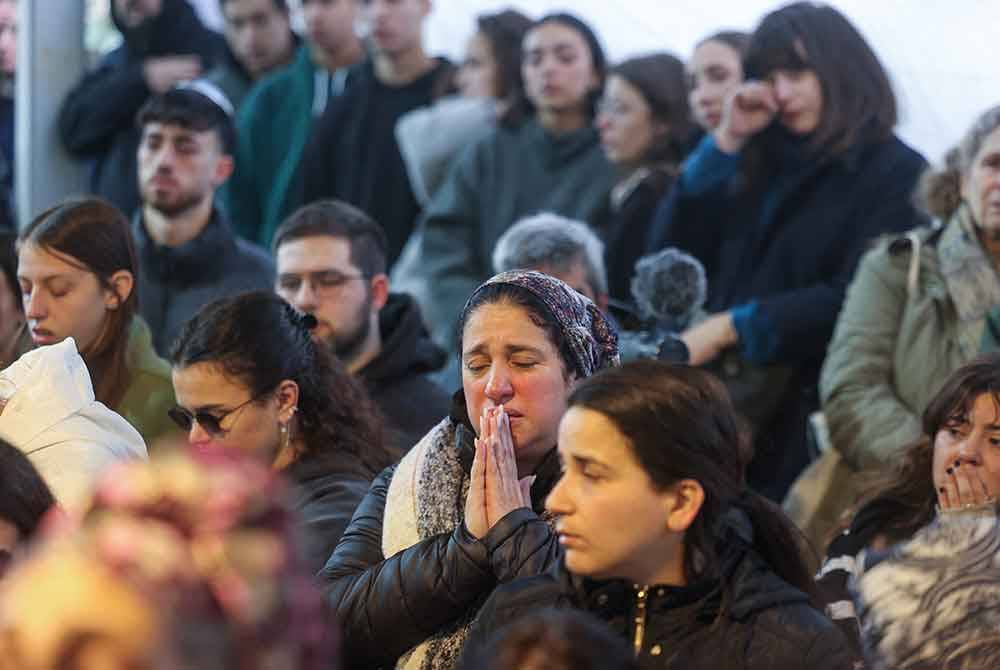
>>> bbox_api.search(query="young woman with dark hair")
[818,354,1000,667]
[687,31,749,132]
[168,290,390,572]
[395,8,533,207]
[647,2,928,501]
[0,437,56,579]
[16,198,175,443]
[596,52,697,306]
[320,271,618,670]
[405,13,616,362]
[472,361,849,669]
[0,231,29,369]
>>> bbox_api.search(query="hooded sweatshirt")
[59,0,223,216]
[0,339,148,516]
[358,293,449,459]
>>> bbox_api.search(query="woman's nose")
[545,474,571,515]
[484,365,513,402]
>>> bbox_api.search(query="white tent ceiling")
[191,0,1000,164]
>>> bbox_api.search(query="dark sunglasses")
[167,391,269,438]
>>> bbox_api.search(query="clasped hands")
[464,405,535,539]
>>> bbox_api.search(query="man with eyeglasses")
[273,199,449,458]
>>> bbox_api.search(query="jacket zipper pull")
[632,584,649,657]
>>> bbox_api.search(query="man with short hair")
[225,0,365,248]
[204,0,298,109]
[133,85,274,355]
[273,200,449,457]
[60,0,223,217]
[492,212,610,312]
[300,0,455,268]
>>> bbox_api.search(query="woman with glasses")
[16,198,176,444]
[168,290,392,572]
[594,53,696,308]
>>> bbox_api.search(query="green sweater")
[118,317,176,447]
[408,118,615,350]
[223,45,317,247]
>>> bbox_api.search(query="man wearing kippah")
[131,84,274,355]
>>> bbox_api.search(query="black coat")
[59,0,223,215]
[358,293,450,460]
[471,522,852,670]
[284,451,375,575]
[600,167,676,308]
[131,208,275,355]
[318,397,563,670]
[646,132,927,500]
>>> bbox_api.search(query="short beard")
[324,292,374,367]
[145,189,206,219]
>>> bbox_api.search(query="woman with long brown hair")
[16,198,175,443]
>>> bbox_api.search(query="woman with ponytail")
[169,290,391,572]
[471,361,848,669]
[804,104,1000,547]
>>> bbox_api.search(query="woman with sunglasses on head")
[471,361,849,669]
[647,2,928,501]
[16,198,175,444]
[169,290,391,572]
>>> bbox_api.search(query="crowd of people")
[0,0,998,668]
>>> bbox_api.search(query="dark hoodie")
[469,511,851,670]
[358,292,449,459]
[59,0,223,216]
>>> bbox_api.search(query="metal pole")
[16,0,87,228]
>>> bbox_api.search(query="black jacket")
[132,208,275,355]
[300,58,456,267]
[471,515,851,670]
[600,167,676,307]
[318,396,563,669]
[285,451,374,575]
[59,0,223,215]
[359,293,450,459]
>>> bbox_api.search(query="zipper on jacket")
[632,584,649,657]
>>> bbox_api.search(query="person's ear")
[275,379,300,423]
[370,273,390,312]
[103,270,134,310]
[664,479,705,533]
[213,154,235,187]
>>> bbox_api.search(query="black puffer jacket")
[471,513,851,670]
[318,395,562,669]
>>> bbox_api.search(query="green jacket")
[788,219,974,548]
[820,223,966,472]
[406,118,615,351]
[223,44,317,247]
[118,318,177,447]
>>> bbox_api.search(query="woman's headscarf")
[461,270,620,377]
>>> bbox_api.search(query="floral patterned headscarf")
[460,270,620,377]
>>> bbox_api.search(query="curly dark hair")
[169,291,390,476]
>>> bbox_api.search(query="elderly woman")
[819,354,1000,668]
[808,104,1000,544]
[321,271,618,670]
